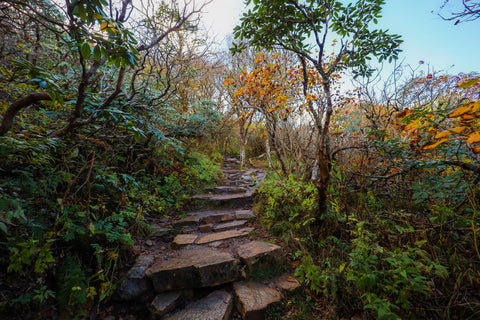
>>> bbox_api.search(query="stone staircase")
[116,157,299,320]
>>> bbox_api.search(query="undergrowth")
[254,169,480,319]
[0,134,222,319]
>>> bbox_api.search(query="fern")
[57,257,88,312]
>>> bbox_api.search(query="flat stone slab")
[233,281,282,320]
[146,247,239,293]
[195,227,254,245]
[117,255,154,301]
[237,241,284,273]
[165,290,233,320]
[236,209,255,220]
[213,220,248,232]
[172,234,198,248]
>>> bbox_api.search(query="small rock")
[145,240,154,246]
[233,281,282,320]
[166,290,233,320]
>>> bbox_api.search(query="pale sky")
[201,0,480,75]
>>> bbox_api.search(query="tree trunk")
[312,144,331,214]
[311,77,334,217]
[239,118,247,168]
[265,115,289,175]
[239,142,246,168]
[265,137,273,168]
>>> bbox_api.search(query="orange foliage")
[225,52,294,117]
[399,75,480,154]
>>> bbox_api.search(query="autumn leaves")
[399,76,480,154]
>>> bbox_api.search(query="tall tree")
[233,0,402,215]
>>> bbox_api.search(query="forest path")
[114,156,300,320]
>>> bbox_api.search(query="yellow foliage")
[466,132,480,144]
[448,101,480,118]
[434,126,467,139]
[422,138,450,151]
[404,119,425,131]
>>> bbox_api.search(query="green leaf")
[93,45,102,60]
[81,42,91,59]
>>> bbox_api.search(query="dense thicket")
[0,1,227,318]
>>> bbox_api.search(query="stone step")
[204,186,250,194]
[172,227,255,247]
[233,281,282,320]
[195,227,254,245]
[213,220,248,232]
[146,247,240,293]
[173,209,237,228]
[173,209,255,233]
[165,290,233,320]
[220,179,255,187]
[192,192,253,208]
